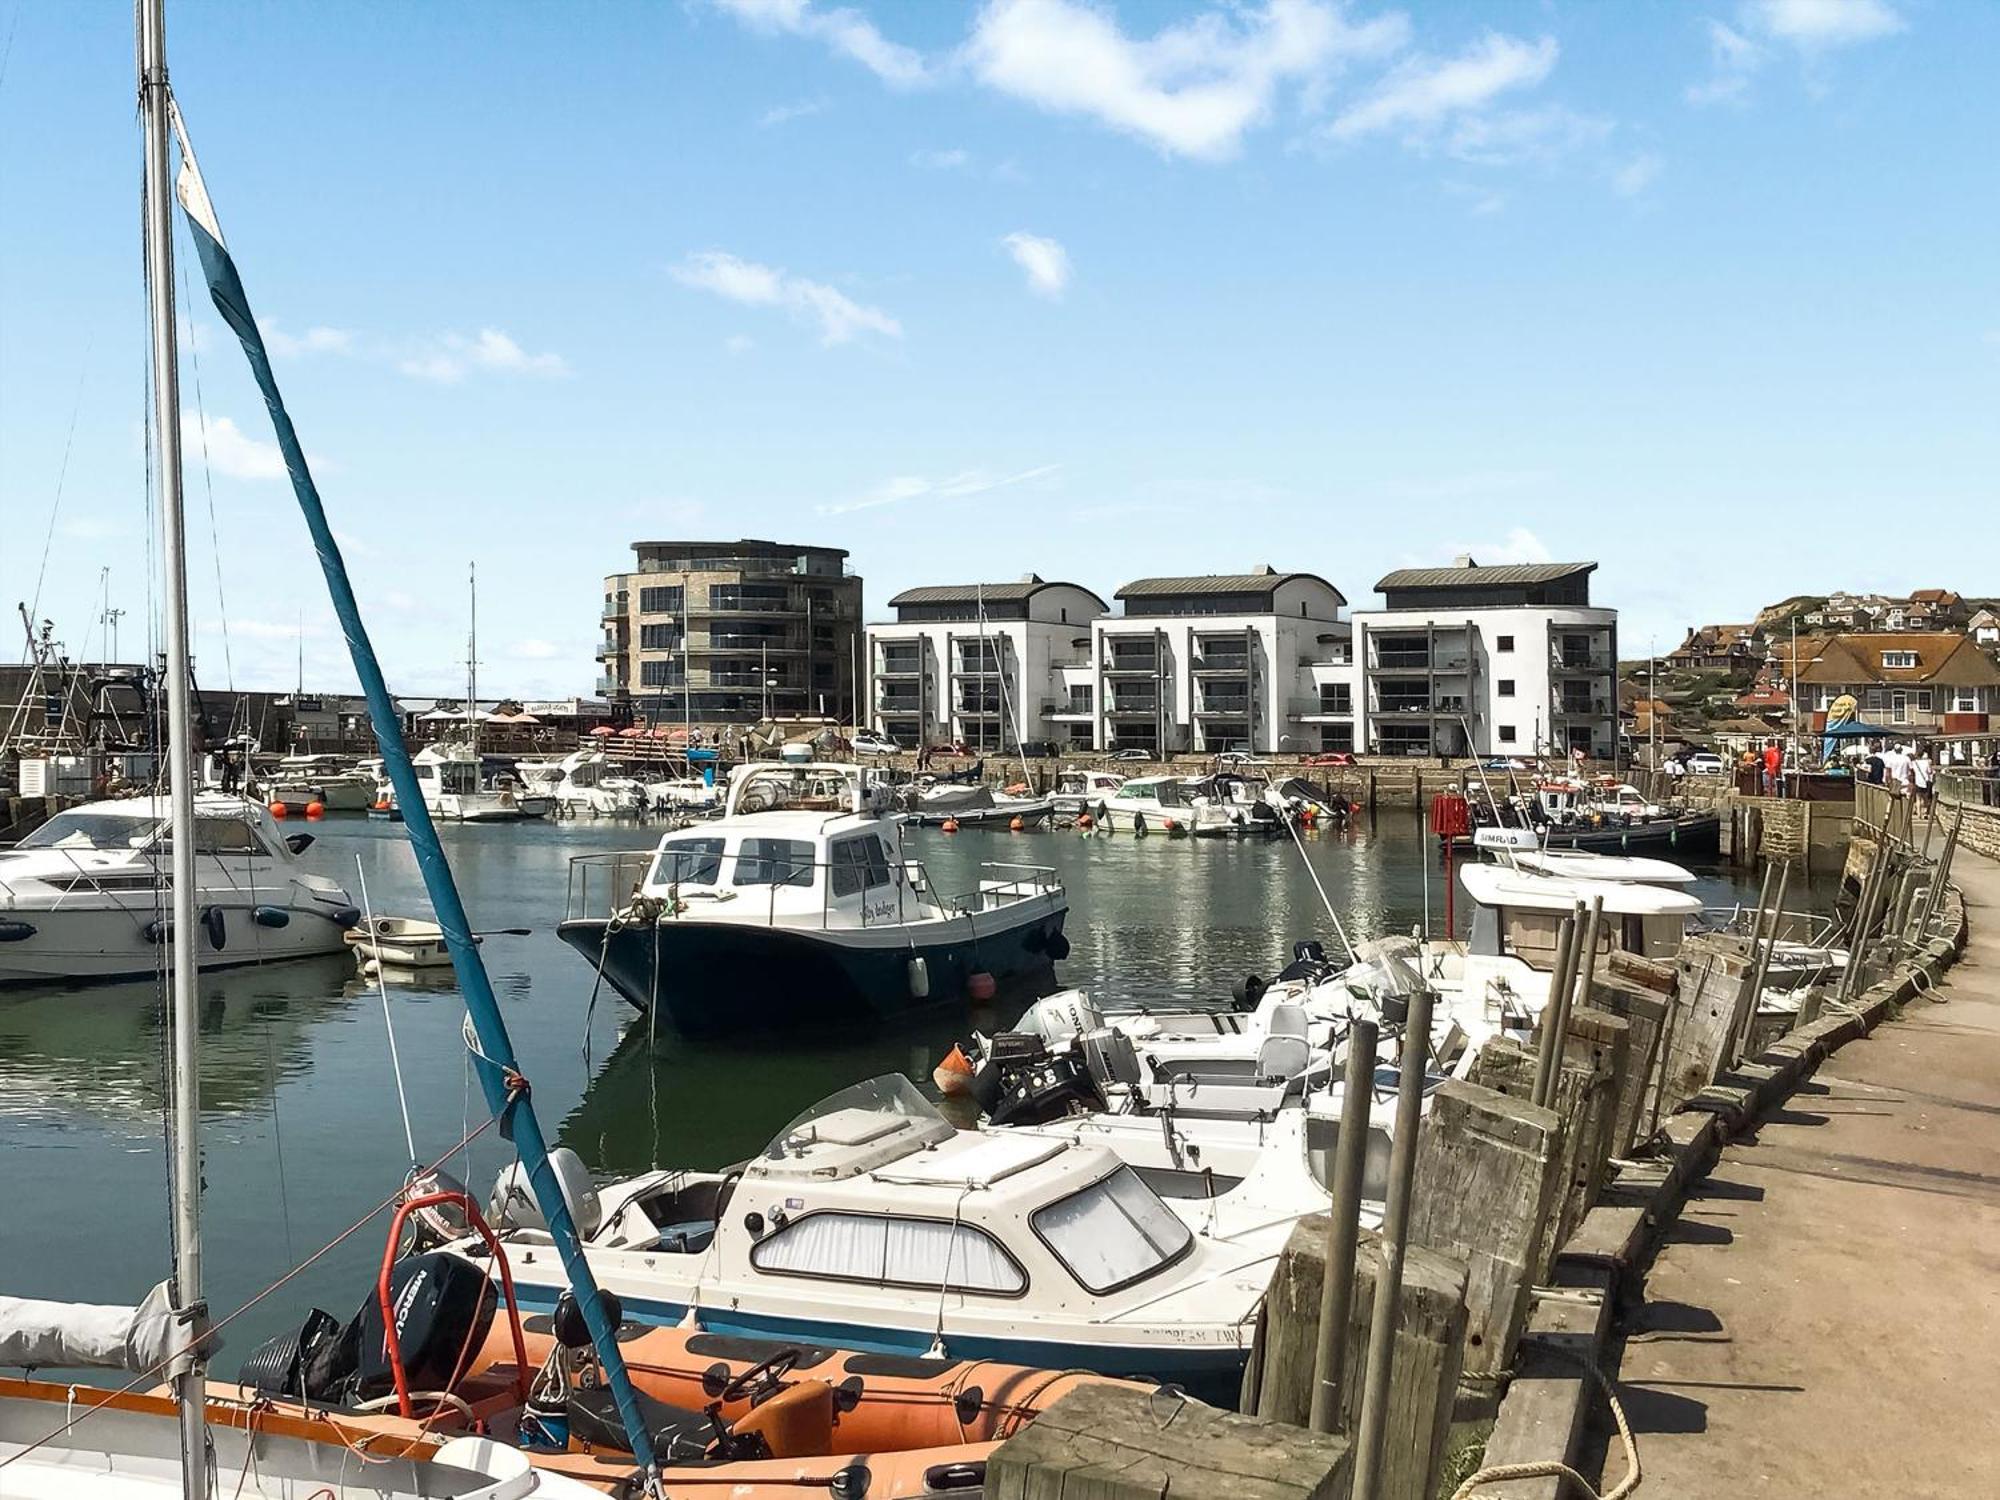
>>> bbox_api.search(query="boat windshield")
[15,811,160,851]
[1031,1165,1193,1293]
[761,1074,953,1161]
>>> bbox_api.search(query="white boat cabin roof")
[4,795,297,861]
[1512,849,1697,885]
[1460,861,1702,917]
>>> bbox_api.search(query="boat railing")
[565,850,656,922]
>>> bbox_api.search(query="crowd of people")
[1657,735,2000,815]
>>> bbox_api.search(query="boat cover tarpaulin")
[0,1281,212,1375]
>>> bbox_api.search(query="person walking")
[1911,744,1936,814]
[1762,738,1783,798]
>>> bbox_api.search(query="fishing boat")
[412,742,551,823]
[555,762,1070,1036]
[464,1075,1282,1403]
[1088,774,1200,833]
[1049,767,1125,821]
[0,793,360,985]
[1453,775,1722,856]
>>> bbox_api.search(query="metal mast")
[138,0,210,1485]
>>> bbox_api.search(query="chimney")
[1451,553,1476,569]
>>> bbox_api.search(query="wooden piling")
[1308,1019,1378,1434]
[1530,913,1579,1109]
[1407,1079,1564,1382]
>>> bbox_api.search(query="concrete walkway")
[1605,846,2000,1498]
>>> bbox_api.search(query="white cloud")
[182,413,289,481]
[819,464,1059,516]
[711,0,929,86]
[1686,20,1762,105]
[1749,0,1903,49]
[1441,526,1554,566]
[758,97,827,127]
[258,320,354,358]
[509,638,561,660]
[1611,151,1664,197]
[910,147,971,169]
[1444,104,1610,166]
[1328,31,1557,143]
[671,251,902,344]
[398,329,571,383]
[965,0,1408,161]
[1002,232,1071,298]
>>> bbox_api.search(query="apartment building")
[1794,632,2000,736]
[1083,569,1351,756]
[865,577,1107,751]
[1345,558,1617,759]
[598,539,862,727]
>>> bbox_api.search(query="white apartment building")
[866,578,1107,751]
[1078,569,1352,756]
[1344,559,1618,759]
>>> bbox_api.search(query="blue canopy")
[1823,719,1894,739]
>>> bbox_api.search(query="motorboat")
[263,751,378,812]
[467,1075,1283,1402]
[1050,768,1125,821]
[1089,774,1200,833]
[344,912,465,972]
[555,762,1070,1036]
[519,748,646,817]
[412,742,551,823]
[1186,773,1285,839]
[1453,776,1721,856]
[645,772,721,814]
[0,794,360,985]
[905,784,1055,828]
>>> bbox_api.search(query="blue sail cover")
[167,103,660,1479]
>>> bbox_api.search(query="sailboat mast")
[137,0,210,1480]
[467,561,478,755]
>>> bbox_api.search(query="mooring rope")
[1449,1343,1641,1500]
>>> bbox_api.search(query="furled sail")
[165,102,661,1480]
[0,1282,213,1377]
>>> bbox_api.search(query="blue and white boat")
[556,762,1069,1037]
[466,1076,1281,1403]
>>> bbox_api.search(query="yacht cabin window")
[1031,1166,1193,1293]
[439,763,480,795]
[733,837,815,888]
[748,1211,1025,1294]
[652,836,725,887]
[16,812,158,850]
[828,837,892,898]
[188,818,268,855]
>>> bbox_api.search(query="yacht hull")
[0,900,353,986]
[556,900,1068,1036]
[1449,811,1721,857]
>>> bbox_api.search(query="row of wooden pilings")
[981,811,1971,1500]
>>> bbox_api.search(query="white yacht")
[518,748,646,816]
[1091,774,1200,833]
[555,762,1069,1036]
[411,743,550,823]
[264,750,379,811]
[0,794,359,985]
[465,1076,1280,1403]
[1050,768,1125,820]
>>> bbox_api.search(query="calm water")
[0,812,1770,1371]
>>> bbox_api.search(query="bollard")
[1530,914,1580,1111]
[1309,1018,1379,1434]
[1737,859,1790,1062]
[1351,983,1433,1500]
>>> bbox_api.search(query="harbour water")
[0,813,1775,1371]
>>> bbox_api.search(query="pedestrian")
[1864,748,1886,786]
[1911,744,1936,814]
[1883,741,1912,797]
[1762,738,1783,798]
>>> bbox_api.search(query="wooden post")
[1352,984,1432,1500]
[1308,1019,1378,1433]
[1530,914,1580,1109]
[1407,1079,1563,1382]
[1736,859,1790,1062]
[986,1383,1351,1500]
[1662,936,1754,1113]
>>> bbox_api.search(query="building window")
[1498,679,1515,697]
[639,623,677,651]
[1496,635,1514,652]
[639,660,683,688]
[638,586,683,615]
[1499,726,1517,743]
[1914,689,1932,712]
[1319,725,1354,752]
[1882,651,1918,669]
[1319,683,1352,714]
[1954,688,1981,712]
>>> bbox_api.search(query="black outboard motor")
[1230,973,1268,1011]
[988,1051,1103,1127]
[236,1251,496,1407]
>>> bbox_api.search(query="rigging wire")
[356,856,420,1163]
[21,349,96,651]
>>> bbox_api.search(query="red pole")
[1444,836,1455,936]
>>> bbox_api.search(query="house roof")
[1115,569,1346,605]
[1794,632,2000,687]
[1374,561,1594,591]
[1908,588,1961,606]
[888,577,1107,610]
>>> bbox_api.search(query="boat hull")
[1450,812,1721,857]
[556,900,1068,1036]
[0,900,354,986]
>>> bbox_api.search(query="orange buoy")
[268,800,288,819]
[966,971,997,1002]
[941,818,960,834]
[932,1043,976,1097]
[1302,805,1318,825]
[1076,813,1094,830]
[305,800,326,820]
[1009,815,1025,832]
[373,799,391,812]
[1162,818,1177,833]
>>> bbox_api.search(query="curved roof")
[1376,562,1595,591]
[888,577,1108,610]
[1114,571,1346,605]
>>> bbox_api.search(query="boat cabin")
[9,796,299,865]
[1109,776,1196,810]
[639,812,918,927]
[725,761,893,818]
[1459,862,1701,966]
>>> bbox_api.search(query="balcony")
[1551,651,1612,674]
[600,599,626,621]
[1191,654,1250,675]
[876,656,922,678]
[876,695,922,715]
[952,660,1006,679]
[1555,700,1611,718]
[593,677,618,696]
[1105,700,1159,719]
[1195,696,1251,717]
[1289,696,1353,723]
[1102,651,1160,676]
[695,637,806,655]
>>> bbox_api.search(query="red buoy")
[1009,815,1025,832]
[966,971,997,1002]
[1076,813,1094,830]
[305,800,326,820]
[941,818,960,834]
[268,801,288,819]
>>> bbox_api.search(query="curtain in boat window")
[1032,1166,1192,1293]
[749,1212,1024,1293]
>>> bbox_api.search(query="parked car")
[1218,751,1268,767]
[1482,757,1528,771]
[1686,751,1727,776]
[1016,740,1060,759]
[927,739,974,758]
[1109,747,1155,762]
[851,731,901,756]
[1302,751,1357,767]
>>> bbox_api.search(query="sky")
[1,0,1994,697]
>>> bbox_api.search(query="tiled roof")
[1375,562,1595,591]
[1794,632,2000,687]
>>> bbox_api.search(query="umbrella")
[618,726,646,738]
[588,725,617,737]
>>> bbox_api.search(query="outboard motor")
[488,1147,602,1238]
[1230,973,1268,1011]
[988,1051,1103,1127]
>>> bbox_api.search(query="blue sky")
[1,0,1992,696]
